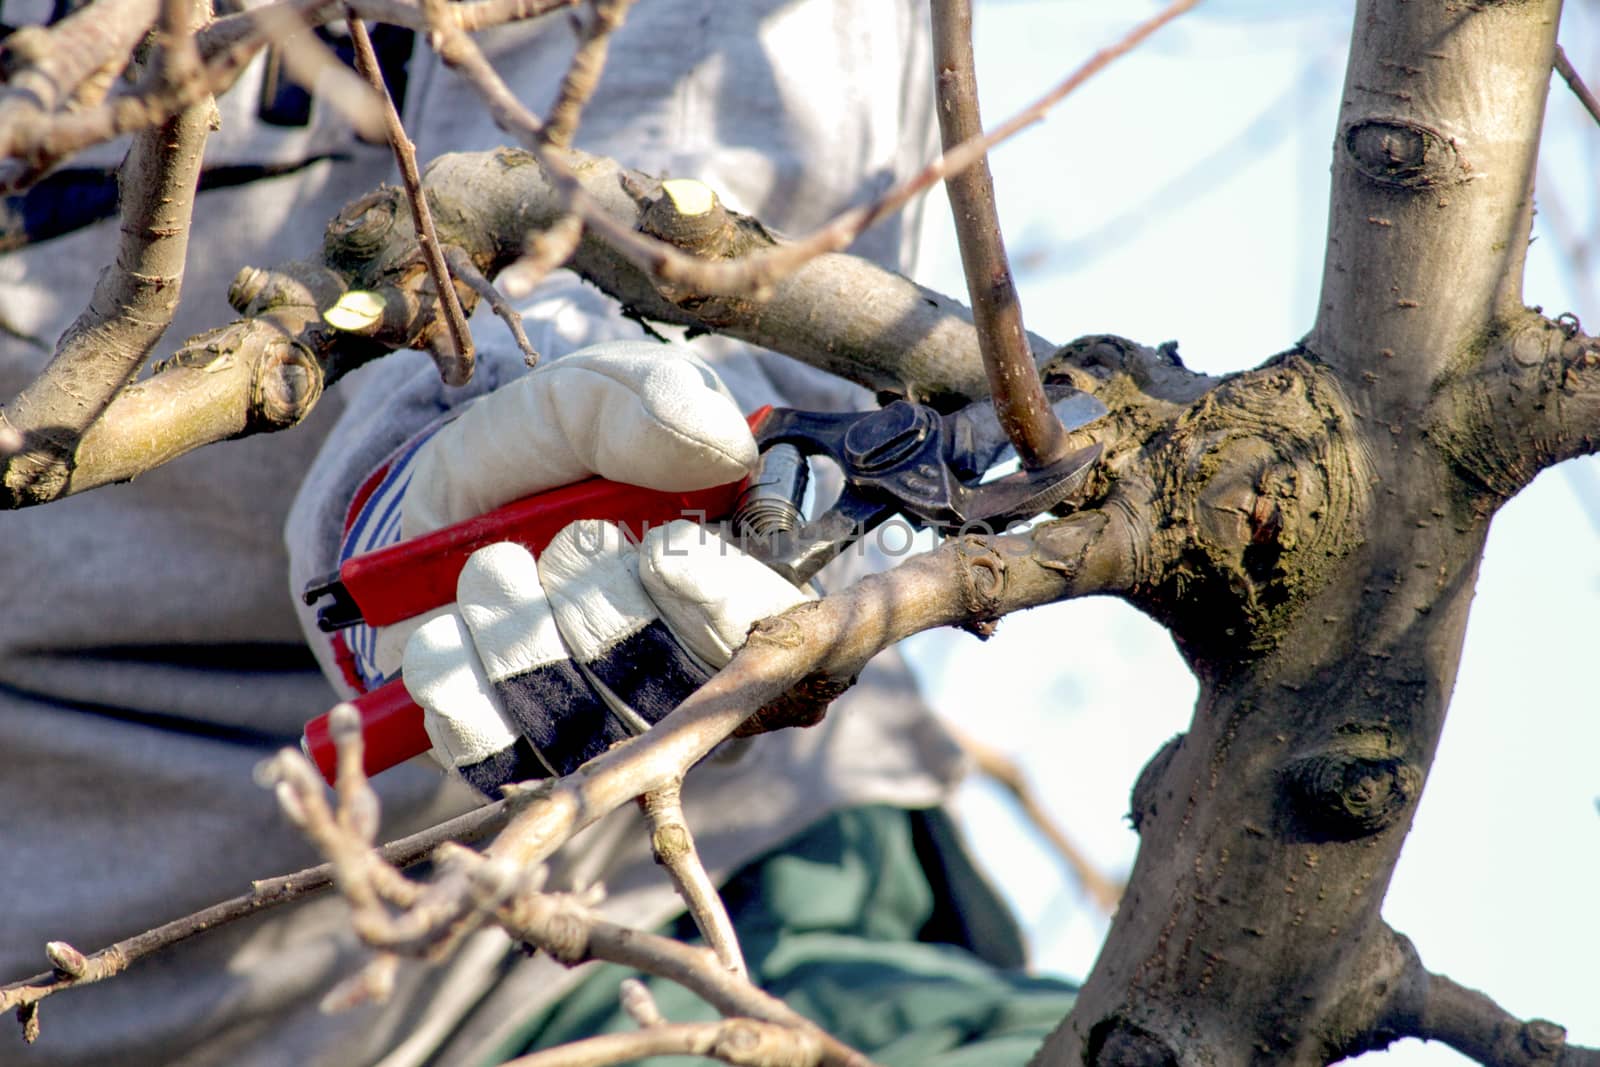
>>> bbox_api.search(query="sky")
[902,2,1600,1061]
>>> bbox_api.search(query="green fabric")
[493,807,1077,1066]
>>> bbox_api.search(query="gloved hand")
[372,341,809,795]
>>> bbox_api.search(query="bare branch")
[0,89,214,506]
[0,796,510,1022]
[260,721,878,1066]
[1378,928,1600,1065]
[348,11,475,384]
[3,135,1212,507]
[638,779,747,979]
[0,0,357,192]
[1555,46,1600,130]
[0,0,158,137]
[1309,0,1559,396]
[501,1019,827,1067]
[932,0,1068,469]
[155,0,205,89]
[0,0,574,180]
[540,0,635,149]
[445,244,540,363]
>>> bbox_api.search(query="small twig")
[348,11,474,384]
[1555,45,1600,130]
[0,795,510,1021]
[638,780,747,979]
[932,0,1068,469]
[462,857,874,1067]
[262,732,878,1066]
[429,0,1203,303]
[540,0,634,148]
[949,727,1123,915]
[444,244,539,364]
[501,1019,826,1067]
[619,978,664,1028]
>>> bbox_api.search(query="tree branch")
[2,0,1222,507]
[0,797,510,1027]
[2,128,1217,506]
[0,0,375,193]
[501,1019,828,1067]
[0,89,215,506]
[1554,46,1600,130]
[348,11,474,385]
[258,718,881,1067]
[0,0,158,136]
[1375,927,1600,1066]
[446,243,540,362]
[639,779,747,979]
[540,0,635,149]
[932,0,1068,469]
[1428,311,1600,503]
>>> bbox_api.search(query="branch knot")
[954,534,1006,637]
[1284,722,1419,839]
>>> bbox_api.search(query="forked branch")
[0,92,214,506]
[258,708,882,1067]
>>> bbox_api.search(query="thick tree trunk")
[1033,2,1575,1063]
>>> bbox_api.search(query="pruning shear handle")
[301,392,1106,784]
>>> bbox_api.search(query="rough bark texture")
[1032,1,1597,1063]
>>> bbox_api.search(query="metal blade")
[947,386,1109,480]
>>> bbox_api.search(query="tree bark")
[1033,1,1583,1062]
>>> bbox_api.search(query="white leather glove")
[373,341,808,795]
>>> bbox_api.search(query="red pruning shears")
[301,390,1106,784]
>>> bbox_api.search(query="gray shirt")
[0,5,965,1065]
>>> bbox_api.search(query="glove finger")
[456,542,634,776]
[540,520,712,729]
[370,605,451,684]
[402,341,757,539]
[639,520,812,668]
[402,610,547,795]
